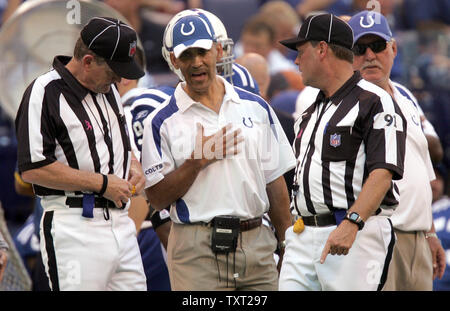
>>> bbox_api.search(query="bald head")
[339,15,351,22]
[236,53,270,98]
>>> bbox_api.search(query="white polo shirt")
[389,81,436,231]
[141,76,296,224]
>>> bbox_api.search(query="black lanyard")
[85,93,114,174]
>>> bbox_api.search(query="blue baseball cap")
[348,11,393,43]
[172,15,216,58]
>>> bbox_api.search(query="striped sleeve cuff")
[369,163,403,181]
[18,158,56,174]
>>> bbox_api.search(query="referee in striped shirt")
[278,13,406,290]
[15,17,147,290]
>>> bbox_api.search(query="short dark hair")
[310,40,353,63]
[241,16,276,44]
[73,37,105,64]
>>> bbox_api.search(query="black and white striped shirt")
[292,71,406,217]
[15,56,131,196]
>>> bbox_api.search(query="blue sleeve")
[130,105,157,152]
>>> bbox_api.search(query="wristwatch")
[345,212,365,230]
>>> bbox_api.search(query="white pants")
[40,196,146,291]
[279,216,395,291]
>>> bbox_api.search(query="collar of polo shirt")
[176,76,241,113]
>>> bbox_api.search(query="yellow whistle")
[293,218,305,234]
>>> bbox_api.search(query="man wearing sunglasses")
[349,10,446,291]
[278,13,406,291]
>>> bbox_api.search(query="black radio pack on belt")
[211,216,240,254]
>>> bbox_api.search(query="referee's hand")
[103,174,133,208]
[320,221,358,264]
[128,158,145,195]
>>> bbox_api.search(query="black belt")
[196,217,263,232]
[65,197,121,209]
[302,213,336,227]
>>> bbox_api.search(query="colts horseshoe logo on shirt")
[242,117,254,128]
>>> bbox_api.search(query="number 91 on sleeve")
[373,112,403,131]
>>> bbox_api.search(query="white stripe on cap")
[91,17,116,24]
[197,16,213,37]
[328,14,333,42]
[305,14,319,39]
[88,25,115,49]
[110,25,121,60]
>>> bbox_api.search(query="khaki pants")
[383,229,433,291]
[167,222,278,291]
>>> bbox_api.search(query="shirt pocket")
[321,125,359,162]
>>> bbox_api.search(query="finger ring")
[131,185,136,195]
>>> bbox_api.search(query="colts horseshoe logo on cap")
[360,14,375,28]
[181,22,195,36]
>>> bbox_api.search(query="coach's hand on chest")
[168,114,270,166]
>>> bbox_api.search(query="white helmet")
[162,9,234,81]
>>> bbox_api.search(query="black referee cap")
[81,17,144,79]
[280,13,354,51]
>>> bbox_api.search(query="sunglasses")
[352,40,388,56]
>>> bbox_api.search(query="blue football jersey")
[123,86,175,159]
[229,63,260,95]
[432,196,450,291]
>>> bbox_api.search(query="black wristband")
[98,174,108,197]
[150,207,171,229]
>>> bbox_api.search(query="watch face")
[349,213,359,222]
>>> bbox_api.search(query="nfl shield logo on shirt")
[330,133,341,148]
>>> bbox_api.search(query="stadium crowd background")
[0,0,449,290]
